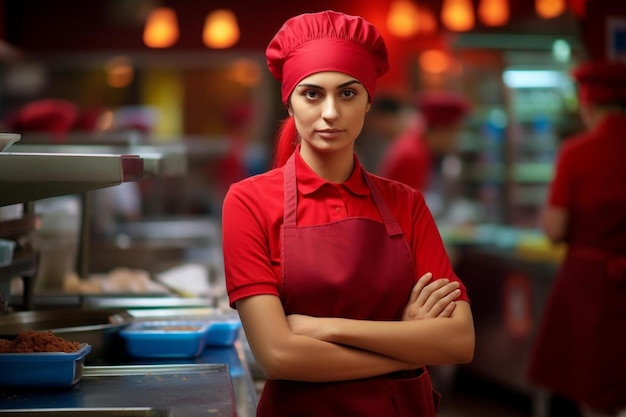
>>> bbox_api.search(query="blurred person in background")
[221,10,474,416]
[378,91,472,220]
[526,60,626,417]
[355,93,409,172]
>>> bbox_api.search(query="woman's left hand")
[402,272,460,321]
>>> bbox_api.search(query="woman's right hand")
[402,273,461,321]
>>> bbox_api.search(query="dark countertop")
[0,341,258,417]
[0,364,237,416]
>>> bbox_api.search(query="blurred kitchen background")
[1,0,625,416]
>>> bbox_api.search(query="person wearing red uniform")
[526,60,626,417]
[378,91,471,195]
[221,10,474,417]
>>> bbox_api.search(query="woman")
[526,60,626,417]
[222,10,474,416]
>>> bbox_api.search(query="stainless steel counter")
[0,306,259,417]
[0,364,237,416]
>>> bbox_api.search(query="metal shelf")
[9,143,188,179]
[0,152,144,207]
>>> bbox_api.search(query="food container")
[205,319,242,347]
[0,343,91,387]
[120,321,210,358]
[0,309,132,363]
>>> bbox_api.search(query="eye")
[340,89,357,99]
[303,89,321,100]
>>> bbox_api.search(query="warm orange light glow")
[143,7,179,48]
[387,0,420,38]
[419,50,451,74]
[203,9,240,49]
[441,0,475,32]
[230,59,262,87]
[105,56,134,88]
[478,0,509,26]
[535,0,566,19]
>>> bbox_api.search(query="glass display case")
[451,49,581,228]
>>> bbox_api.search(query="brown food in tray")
[0,330,81,353]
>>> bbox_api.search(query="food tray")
[205,319,242,347]
[0,343,91,387]
[120,321,210,358]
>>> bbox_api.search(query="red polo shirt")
[222,149,468,308]
[548,114,626,250]
[549,114,626,208]
[378,124,432,192]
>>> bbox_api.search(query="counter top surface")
[0,363,237,416]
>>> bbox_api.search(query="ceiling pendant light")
[478,0,510,27]
[441,0,475,32]
[203,9,240,49]
[387,0,420,38]
[535,0,566,19]
[143,7,179,48]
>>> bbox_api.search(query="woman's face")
[288,71,370,157]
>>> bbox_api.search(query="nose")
[321,97,339,120]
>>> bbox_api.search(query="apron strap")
[283,152,298,227]
[363,172,404,237]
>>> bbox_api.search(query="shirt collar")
[294,147,370,197]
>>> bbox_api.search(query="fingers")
[439,301,456,318]
[409,274,461,318]
[426,281,461,315]
[408,272,432,304]
[403,273,463,321]
[414,277,458,310]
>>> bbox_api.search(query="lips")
[316,129,344,139]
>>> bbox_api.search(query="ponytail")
[272,116,299,168]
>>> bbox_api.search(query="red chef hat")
[415,91,471,128]
[266,10,389,104]
[572,60,626,105]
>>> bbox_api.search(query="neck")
[299,146,355,183]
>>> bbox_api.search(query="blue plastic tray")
[120,321,210,358]
[0,343,91,387]
[205,320,242,347]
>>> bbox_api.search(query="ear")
[366,103,371,112]
[287,105,293,117]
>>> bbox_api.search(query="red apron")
[256,153,440,417]
[527,213,626,413]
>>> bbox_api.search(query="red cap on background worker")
[377,90,471,193]
[416,91,471,130]
[572,60,626,105]
[5,98,78,142]
[571,60,626,129]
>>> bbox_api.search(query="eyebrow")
[296,80,363,89]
